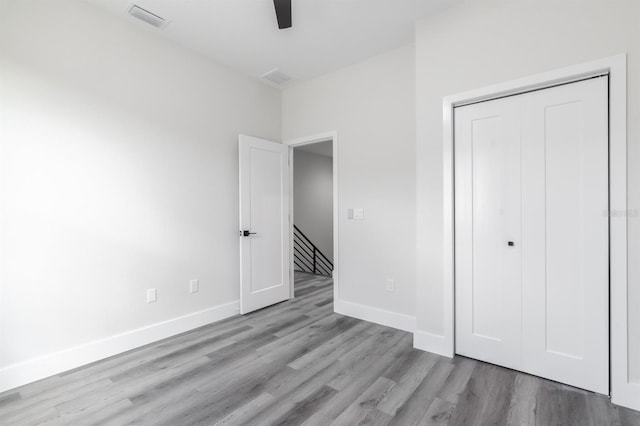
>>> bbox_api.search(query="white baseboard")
[612,381,640,411]
[413,330,454,358]
[334,300,415,332]
[0,301,239,394]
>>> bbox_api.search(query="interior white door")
[239,134,290,314]
[454,77,609,394]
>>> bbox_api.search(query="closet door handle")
[508,241,515,246]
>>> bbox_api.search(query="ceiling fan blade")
[273,0,292,29]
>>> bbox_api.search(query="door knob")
[242,230,257,237]
[508,241,514,246]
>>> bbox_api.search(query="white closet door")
[454,77,609,395]
[520,77,609,394]
[454,96,523,371]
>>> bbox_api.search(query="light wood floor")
[1,272,638,425]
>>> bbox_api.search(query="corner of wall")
[413,329,453,358]
[334,299,415,333]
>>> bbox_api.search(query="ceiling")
[86,0,458,85]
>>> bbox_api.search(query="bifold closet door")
[454,95,523,371]
[454,77,609,394]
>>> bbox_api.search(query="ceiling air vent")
[128,5,167,28]
[260,69,293,88]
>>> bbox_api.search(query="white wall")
[0,0,280,390]
[293,147,333,262]
[414,0,640,408]
[283,45,416,329]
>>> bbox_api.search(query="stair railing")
[293,225,333,277]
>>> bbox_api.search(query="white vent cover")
[260,69,293,87]
[128,5,167,28]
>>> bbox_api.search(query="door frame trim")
[440,55,634,407]
[285,131,339,305]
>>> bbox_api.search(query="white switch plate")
[386,279,395,292]
[353,208,364,220]
[190,279,199,293]
[147,288,157,303]
[347,208,354,219]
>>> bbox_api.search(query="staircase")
[293,225,333,277]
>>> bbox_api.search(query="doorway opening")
[287,132,338,304]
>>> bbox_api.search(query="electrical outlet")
[386,279,395,292]
[190,279,199,293]
[147,288,157,303]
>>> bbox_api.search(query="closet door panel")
[521,77,609,394]
[454,97,522,370]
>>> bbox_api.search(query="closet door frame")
[440,55,631,406]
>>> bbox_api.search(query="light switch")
[353,208,364,220]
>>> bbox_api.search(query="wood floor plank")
[315,297,332,307]
[300,333,412,425]
[0,392,20,407]
[505,373,540,425]
[51,396,134,426]
[271,385,338,426]
[389,358,455,426]
[240,398,297,426]
[287,320,372,371]
[447,362,516,426]
[327,331,409,391]
[0,378,114,425]
[533,380,593,426]
[264,331,375,402]
[257,313,339,354]
[109,324,253,384]
[357,408,394,426]
[256,325,387,415]
[585,393,624,426]
[618,406,640,426]
[158,321,355,424]
[92,354,213,412]
[273,305,333,337]
[213,392,276,426]
[435,356,477,404]
[331,377,395,425]
[377,349,438,416]
[256,316,362,366]
[4,406,59,425]
[418,397,455,426]
[1,272,638,426]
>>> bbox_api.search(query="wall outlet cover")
[386,279,395,292]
